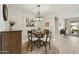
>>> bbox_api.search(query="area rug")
[22,42,59,54]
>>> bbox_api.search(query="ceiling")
[8,4,79,18]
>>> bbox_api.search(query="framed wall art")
[26,17,35,27]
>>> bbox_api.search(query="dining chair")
[27,30,33,51]
[27,30,38,52]
[41,30,52,53]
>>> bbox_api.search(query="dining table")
[32,30,46,48]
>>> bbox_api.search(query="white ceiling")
[8,4,79,18]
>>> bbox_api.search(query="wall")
[42,16,55,41]
[59,16,65,30]
[0,4,66,43]
[65,19,71,34]
[0,5,3,20]
[7,5,44,44]
[55,17,60,40]
[0,4,6,31]
[42,16,66,41]
[7,5,69,44]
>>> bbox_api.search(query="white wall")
[7,5,43,44]
[0,4,6,31]
[7,5,68,44]
[42,16,55,40]
[7,5,56,43]
[42,16,66,41]
[0,4,66,43]
[59,16,65,30]
[8,6,28,40]
[54,17,60,40]
[0,5,3,20]
[65,19,71,34]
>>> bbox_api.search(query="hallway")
[54,35,79,54]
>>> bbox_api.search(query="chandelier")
[35,5,42,21]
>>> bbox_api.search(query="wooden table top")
[32,31,45,35]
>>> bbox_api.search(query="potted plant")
[9,21,15,31]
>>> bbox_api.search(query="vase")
[9,26,12,31]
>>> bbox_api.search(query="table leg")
[37,37,41,49]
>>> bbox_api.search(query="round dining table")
[32,31,46,48]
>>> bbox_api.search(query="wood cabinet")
[0,31,22,54]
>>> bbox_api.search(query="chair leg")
[31,41,33,52]
[49,41,51,50]
[45,43,47,54]
[27,41,30,48]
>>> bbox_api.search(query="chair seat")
[40,37,50,41]
[40,34,50,41]
[32,37,38,41]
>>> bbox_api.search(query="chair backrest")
[44,29,49,34]
[44,30,52,42]
[47,31,52,41]
[48,31,52,41]
[27,31,32,41]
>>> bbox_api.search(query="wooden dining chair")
[27,30,33,51]
[27,30,38,52]
[41,30,52,53]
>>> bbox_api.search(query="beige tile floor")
[54,35,79,54]
[22,40,59,54]
[22,35,79,54]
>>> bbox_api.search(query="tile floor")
[22,35,79,54]
[54,35,79,54]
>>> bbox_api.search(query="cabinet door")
[8,32,21,54]
[0,31,21,54]
[0,33,2,53]
[2,32,9,54]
